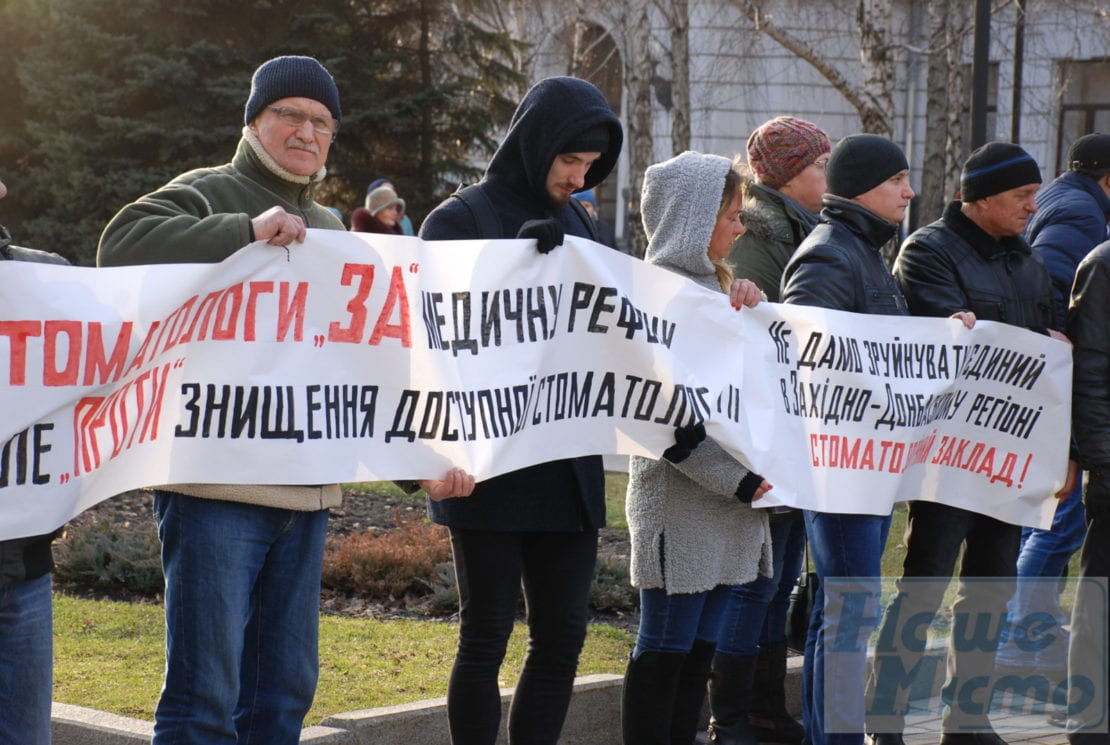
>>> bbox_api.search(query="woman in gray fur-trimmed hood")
[621,151,774,745]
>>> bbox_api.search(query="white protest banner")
[717,303,1071,529]
[1,232,1071,541]
[0,232,741,541]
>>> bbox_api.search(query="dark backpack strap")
[568,197,601,243]
[450,184,503,238]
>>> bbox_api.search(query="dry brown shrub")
[321,512,452,600]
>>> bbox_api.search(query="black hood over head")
[485,76,623,209]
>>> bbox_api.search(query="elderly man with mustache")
[98,55,472,745]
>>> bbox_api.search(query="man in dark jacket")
[782,133,915,745]
[868,142,1070,745]
[419,76,622,745]
[1063,237,1110,745]
[998,134,1110,680]
[0,174,68,745]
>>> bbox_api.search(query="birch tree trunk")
[622,0,655,257]
[919,0,971,223]
[665,0,691,154]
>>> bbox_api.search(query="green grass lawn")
[53,593,633,726]
[52,473,1078,725]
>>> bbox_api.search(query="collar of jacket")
[820,197,898,249]
[233,131,324,209]
[746,183,819,245]
[943,200,1031,262]
[1060,170,1110,217]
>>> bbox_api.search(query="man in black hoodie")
[0,175,67,745]
[419,76,623,745]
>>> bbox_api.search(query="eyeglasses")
[268,106,339,138]
[812,158,830,171]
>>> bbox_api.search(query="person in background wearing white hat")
[351,182,407,234]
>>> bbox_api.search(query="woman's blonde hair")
[712,158,751,292]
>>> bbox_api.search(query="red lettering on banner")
[369,265,412,347]
[71,362,173,476]
[277,283,308,342]
[0,320,41,385]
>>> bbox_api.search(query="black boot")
[748,640,806,745]
[707,652,761,745]
[670,639,716,745]
[622,650,687,745]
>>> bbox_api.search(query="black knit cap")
[1068,133,1110,173]
[243,55,341,126]
[825,134,909,199]
[961,142,1041,201]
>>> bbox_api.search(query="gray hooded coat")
[628,151,772,594]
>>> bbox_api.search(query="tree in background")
[0,0,525,264]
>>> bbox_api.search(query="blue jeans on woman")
[802,509,892,745]
[152,491,329,745]
[635,584,732,656]
[0,572,53,745]
[717,515,806,655]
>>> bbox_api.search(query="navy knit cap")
[825,134,909,199]
[244,55,341,126]
[961,142,1041,201]
[1068,133,1110,173]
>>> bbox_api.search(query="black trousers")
[868,501,1020,732]
[446,527,598,745]
[1067,514,1110,745]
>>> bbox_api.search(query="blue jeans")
[0,573,53,745]
[718,515,806,656]
[152,491,328,745]
[635,584,732,657]
[803,510,892,745]
[997,480,1086,670]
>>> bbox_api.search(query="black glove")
[1085,468,1110,522]
[517,218,564,254]
[735,472,765,504]
[663,422,706,464]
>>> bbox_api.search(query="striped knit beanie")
[747,116,831,189]
[961,142,1041,202]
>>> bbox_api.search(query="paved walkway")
[901,695,1070,745]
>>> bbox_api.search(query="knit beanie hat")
[244,55,341,125]
[747,116,831,189]
[366,186,404,216]
[825,134,909,199]
[961,142,1041,202]
[1067,133,1110,174]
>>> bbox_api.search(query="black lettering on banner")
[566,281,675,347]
[0,424,54,487]
[305,385,378,440]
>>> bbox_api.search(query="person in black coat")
[867,143,1074,745]
[0,175,68,745]
[1064,237,1110,745]
[419,76,623,745]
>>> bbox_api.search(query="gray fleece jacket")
[628,151,772,594]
